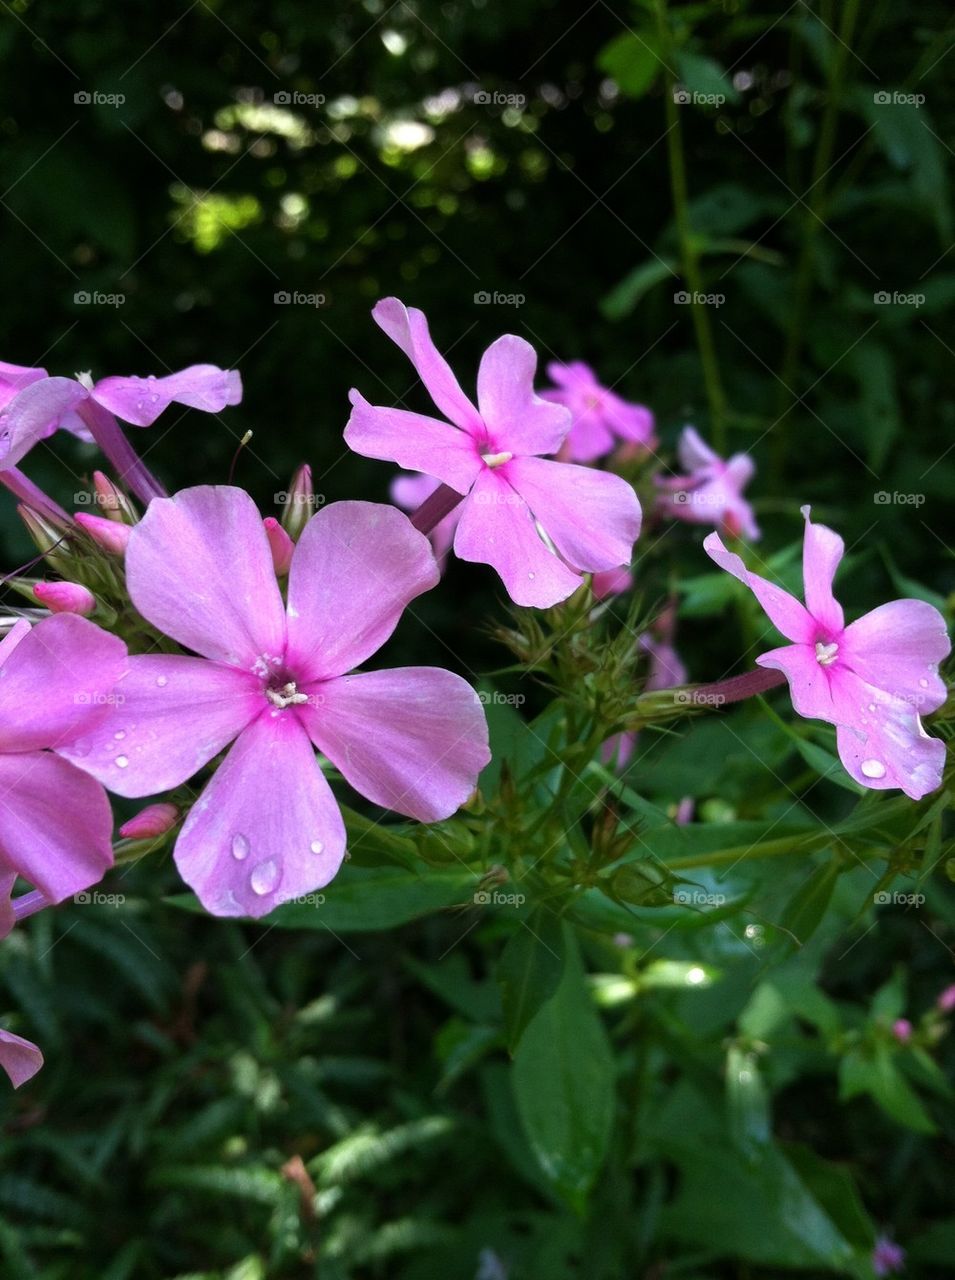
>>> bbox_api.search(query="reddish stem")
[78,401,167,504]
[691,667,788,706]
[410,483,465,536]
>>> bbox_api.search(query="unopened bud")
[591,566,633,600]
[891,1018,913,1044]
[92,472,137,523]
[33,580,96,616]
[17,505,71,571]
[75,512,131,555]
[281,463,314,539]
[263,516,294,575]
[119,803,179,840]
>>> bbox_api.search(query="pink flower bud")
[892,1018,913,1044]
[592,565,633,600]
[33,581,96,616]
[75,512,131,555]
[119,803,179,840]
[937,983,955,1013]
[263,516,294,575]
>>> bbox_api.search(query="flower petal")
[545,360,595,390]
[841,599,950,714]
[92,365,242,428]
[476,335,569,456]
[126,486,287,668]
[174,711,346,919]
[801,507,844,633]
[703,533,814,644]
[0,750,113,903]
[453,470,583,607]
[57,655,261,798]
[836,708,945,801]
[345,391,482,495]
[391,473,459,569]
[0,615,127,753]
[372,298,481,432]
[0,361,47,412]
[756,643,836,721]
[504,455,642,572]
[0,377,89,469]
[286,500,439,682]
[301,667,490,821]
[678,427,719,472]
[0,619,32,664]
[0,1027,43,1089]
[0,868,16,940]
[540,392,615,463]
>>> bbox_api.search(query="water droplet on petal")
[528,572,536,580]
[867,703,876,712]
[310,839,324,855]
[860,759,886,780]
[114,730,126,740]
[71,739,91,758]
[231,833,250,861]
[250,858,280,895]
[156,675,168,688]
[115,755,129,769]
[919,678,928,688]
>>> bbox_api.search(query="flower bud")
[263,516,294,575]
[891,1018,913,1044]
[937,983,955,1013]
[17,505,71,572]
[281,463,315,540]
[33,581,96,616]
[75,512,131,555]
[119,803,179,840]
[92,472,137,523]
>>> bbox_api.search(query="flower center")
[265,680,309,708]
[814,640,839,667]
[481,450,513,469]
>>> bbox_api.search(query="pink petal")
[301,667,490,821]
[841,599,950,714]
[605,395,655,446]
[345,391,482,495]
[391,474,459,568]
[504,455,642,572]
[0,750,113,902]
[703,533,814,644]
[678,427,719,471]
[286,500,439,682]
[476,336,569,456]
[544,397,615,463]
[0,377,89,469]
[57,655,261,798]
[0,615,127,752]
[0,869,16,940]
[372,298,481,432]
[92,365,242,428]
[836,712,945,801]
[757,643,836,721]
[592,565,633,599]
[0,618,32,663]
[453,470,583,607]
[801,508,844,633]
[545,360,596,390]
[0,1027,43,1089]
[0,361,47,412]
[126,486,287,669]
[174,711,346,919]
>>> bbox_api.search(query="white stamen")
[265,681,310,708]
[75,370,95,391]
[481,450,513,469]
[814,640,839,667]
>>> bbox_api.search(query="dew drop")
[113,730,126,741]
[860,759,886,780]
[310,839,324,855]
[250,858,279,895]
[156,675,168,688]
[231,833,250,861]
[70,739,91,758]
[528,571,536,580]
[918,678,928,689]
[115,755,129,769]
[867,703,876,713]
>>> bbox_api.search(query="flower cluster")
[0,298,949,1087]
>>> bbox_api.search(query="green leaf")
[601,255,678,320]
[777,859,842,950]
[726,1045,771,1157]
[512,927,615,1211]
[853,90,953,240]
[849,342,900,470]
[674,50,740,105]
[597,31,663,98]
[840,1045,936,1134]
[498,907,567,1052]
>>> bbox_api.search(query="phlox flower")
[391,472,460,571]
[0,615,126,921]
[345,299,641,609]
[0,360,241,471]
[59,487,490,918]
[705,508,950,799]
[657,426,759,540]
[539,360,656,463]
[0,1026,42,1088]
[872,1236,905,1277]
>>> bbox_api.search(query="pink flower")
[59,487,490,918]
[0,615,126,916]
[0,1026,43,1089]
[345,299,641,608]
[0,362,241,471]
[936,983,955,1013]
[892,1018,913,1043]
[657,427,759,540]
[872,1236,905,1277]
[33,581,96,616]
[705,508,950,799]
[391,472,460,571]
[539,360,656,462]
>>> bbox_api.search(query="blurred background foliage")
[1,0,954,1276]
